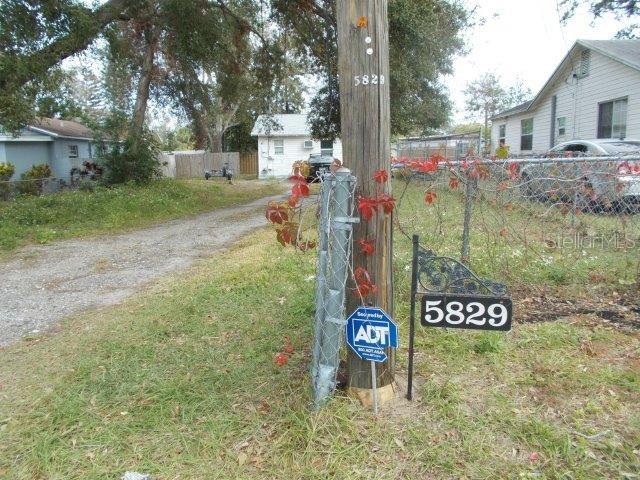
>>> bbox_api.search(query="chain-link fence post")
[312,167,356,408]
[460,173,477,265]
[311,174,331,382]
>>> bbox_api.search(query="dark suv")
[308,153,334,182]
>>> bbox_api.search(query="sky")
[448,0,634,124]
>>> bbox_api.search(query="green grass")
[1,223,638,479]
[0,178,638,479]
[0,178,283,254]
[395,177,640,289]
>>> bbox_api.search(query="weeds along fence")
[0,175,98,200]
[394,154,640,291]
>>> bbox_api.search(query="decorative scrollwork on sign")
[415,247,507,296]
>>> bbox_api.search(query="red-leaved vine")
[357,238,375,256]
[274,336,295,367]
[265,169,315,251]
[424,190,437,205]
[289,173,310,197]
[353,266,378,297]
[508,162,520,180]
[352,168,396,302]
[373,168,389,184]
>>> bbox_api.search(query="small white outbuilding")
[251,113,343,178]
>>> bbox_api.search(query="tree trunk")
[129,25,159,142]
[337,0,394,399]
[483,105,489,154]
[209,129,224,153]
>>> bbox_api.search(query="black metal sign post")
[406,234,512,400]
[407,235,419,401]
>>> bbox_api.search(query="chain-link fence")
[394,154,640,294]
[311,168,359,408]
[0,176,79,200]
[0,160,103,200]
[394,132,482,163]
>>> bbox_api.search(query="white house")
[491,39,640,155]
[251,113,343,178]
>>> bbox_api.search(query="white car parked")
[520,139,640,211]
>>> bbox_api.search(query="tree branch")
[210,0,270,47]
[0,0,136,91]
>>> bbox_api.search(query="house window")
[320,139,333,156]
[68,145,79,158]
[273,139,284,155]
[498,125,506,146]
[598,98,628,139]
[557,117,567,137]
[520,118,533,151]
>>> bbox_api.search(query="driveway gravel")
[0,194,284,346]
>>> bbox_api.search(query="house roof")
[251,114,310,137]
[492,39,640,120]
[492,101,532,120]
[579,39,640,72]
[29,117,94,139]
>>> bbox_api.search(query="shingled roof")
[29,118,94,139]
[251,114,310,136]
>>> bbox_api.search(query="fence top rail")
[394,155,640,168]
[396,132,481,142]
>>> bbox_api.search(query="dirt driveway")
[0,194,284,346]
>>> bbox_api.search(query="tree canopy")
[463,73,532,150]
[0,0,471,161]
[272,0,470,138]
[559,0,639,37]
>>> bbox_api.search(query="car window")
[563,144,588,153]
[600,142,640,154]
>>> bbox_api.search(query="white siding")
[492,48,640,155]
[257,136,343,178]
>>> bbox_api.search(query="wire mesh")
[0,175,102,199]
[394,152,640,290]
[311,168,358,409]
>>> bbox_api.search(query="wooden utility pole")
[337,0,395,404]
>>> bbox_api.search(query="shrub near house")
[0,162,15,200]
[17,164,52,196]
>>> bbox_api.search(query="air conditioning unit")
[303,140,313,149]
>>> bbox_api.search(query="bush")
[0,162,15,200]
[495,144,510,159]
[17,164,52,196]
[100,131,161,185]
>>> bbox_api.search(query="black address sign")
[420,293,512,331]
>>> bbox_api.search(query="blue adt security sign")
[346,307,398,362]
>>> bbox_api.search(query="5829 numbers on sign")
[420,294,512,331]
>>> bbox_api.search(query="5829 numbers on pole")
[420,294,512,331]
[354,74,385,87]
